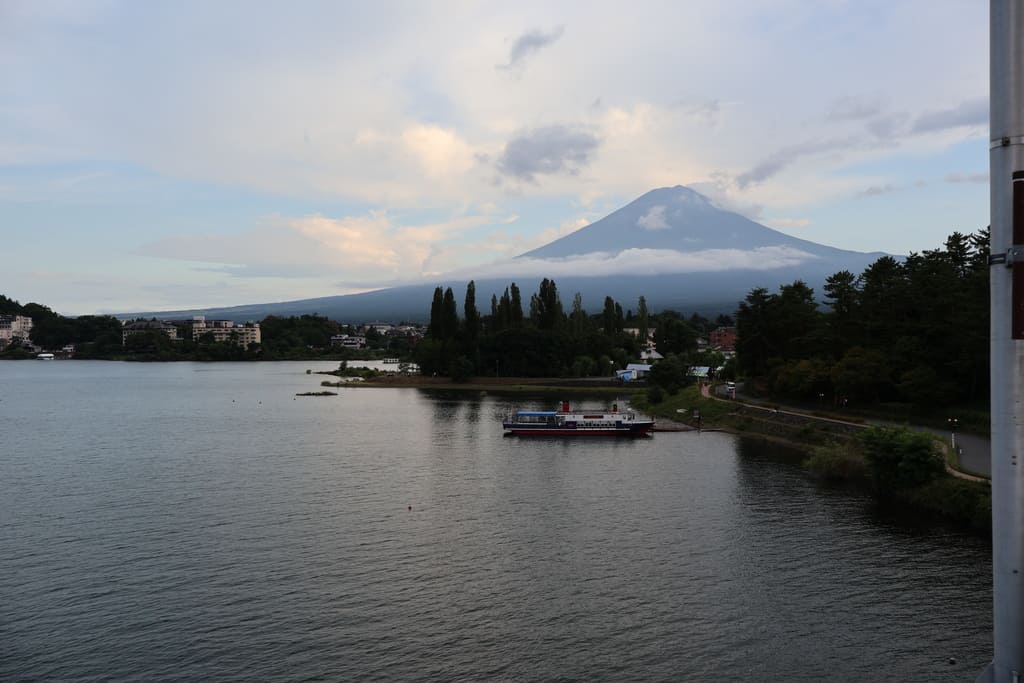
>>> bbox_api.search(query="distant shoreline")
[322,373,640,395]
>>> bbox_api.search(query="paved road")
[709,383,993,478]
[921,428,991,478]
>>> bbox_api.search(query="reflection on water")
[0,362,992,682]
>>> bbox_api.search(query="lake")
[0,361,993,681]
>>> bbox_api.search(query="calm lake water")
[0,361,993,681]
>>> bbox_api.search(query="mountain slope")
[522,185,884,261]
[121,186,893,322]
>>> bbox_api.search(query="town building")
[616,363,653,381]
[363,322,394,335]
[192,316,261,347]
[0,315,33,348]
[331,334,367,349]
[709,326,737,352]
[121,319,181,345]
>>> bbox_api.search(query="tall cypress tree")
[463,281,480,344]
[509,283,523,327]
[428,287,444,337]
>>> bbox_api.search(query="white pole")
[982,2,1024,680]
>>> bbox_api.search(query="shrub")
[860,426,944,493]
[805,440,868,483]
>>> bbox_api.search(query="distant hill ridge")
[123,186,892,323]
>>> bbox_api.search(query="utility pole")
[981,2,1024,679]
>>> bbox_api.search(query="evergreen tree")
[440,287,458,339]
[637,296,649,345]
[428,287,444,337]
[735,287,776,377]
[463,281,480,343]
[602,296,617,335]
[509,283,523,327]
[822,270,860,357]
[570,292,588,336]
[530,278,564,331]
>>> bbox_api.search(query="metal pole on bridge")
[982,2,1024,680]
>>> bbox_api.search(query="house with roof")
[616,363,652,382]
[709,326,737,352]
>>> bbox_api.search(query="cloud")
[944,172,988,184]
[637,205,669,230]
[497,26,565,70]
[765,218,812,229]
[825,94,886,122]
[134,210,500,286]
[911,97,988,134]
[673,98,724,126]
[735,135,863,189]
[399,124,476,178]
[496,124,601,182]
[858,184,899,197]
[449,246,818,280]
[864,113,910,141]
[689,177,765,220]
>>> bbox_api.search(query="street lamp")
[948,417,959,451]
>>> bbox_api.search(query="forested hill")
[734,229,989,415]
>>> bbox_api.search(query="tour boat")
[502,401,655,437]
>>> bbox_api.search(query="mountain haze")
[123,186,892,322]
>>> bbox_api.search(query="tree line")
[413,278,732,380]
[0,297,411,361]
[734,229,989,414]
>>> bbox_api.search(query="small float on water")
[502,401,655,437]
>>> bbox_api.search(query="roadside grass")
[632,384,735,425]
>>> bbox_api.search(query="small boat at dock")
[502,401,655,437]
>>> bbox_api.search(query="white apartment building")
[0,315,34,347]
[192,316,261,347]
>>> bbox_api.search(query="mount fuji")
[126,186,892,322]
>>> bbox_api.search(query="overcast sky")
[1,1,988,315]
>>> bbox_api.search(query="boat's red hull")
[503,425,654,437]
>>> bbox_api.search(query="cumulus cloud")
[496,124,601,182]
[450,246,818,280]
[689,178,765,220]
[911,97,988,134]
[497,26,565,70]
[637,205,669,230]
[134,210,501,286]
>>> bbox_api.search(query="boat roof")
[515,411,558,416]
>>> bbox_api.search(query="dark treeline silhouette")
[0,295,125,357]
[0,297,410,360]
[735,229,989,413]
[414,278,733,380]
